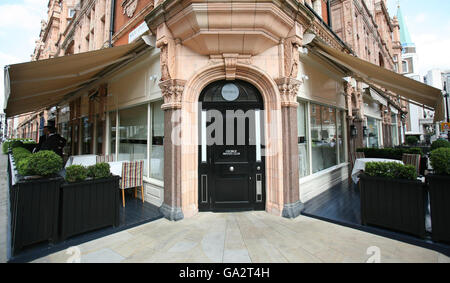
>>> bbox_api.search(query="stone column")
[159,79,186,221]
[276,77,303,218]
[344,81,364,164]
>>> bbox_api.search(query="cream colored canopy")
[314,42,445,122]
[4,42,139,117]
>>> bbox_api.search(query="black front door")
[198,80,265,212]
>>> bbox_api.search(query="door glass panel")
[255,109,261,162]
[201,110,207,163]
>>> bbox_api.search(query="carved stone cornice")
[145,0,314,56]
[159,79,186,110]
[275,77,302,108]
[310,20,345,51]
[223,54,238,81]
[122,0,139,18]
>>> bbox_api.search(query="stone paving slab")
[32,211,450,263]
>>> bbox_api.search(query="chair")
[120,160,144,208]
[96,154,115,163]
[402,153,421,176]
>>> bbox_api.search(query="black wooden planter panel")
[59,176,120,241]
[11,177,63,255]
[428,175,450,243]
[360,175,426,238]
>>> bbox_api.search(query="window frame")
[106,101,165,187]
[298,99,348,180]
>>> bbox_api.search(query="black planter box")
[427,174,450,243]
[360,175,427,238]
[59,176,120,241]
[10,175,63,255]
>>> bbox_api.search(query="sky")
[0,0,450,113]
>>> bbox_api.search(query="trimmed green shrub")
[365,162,417,180]
[2,139,37,154]
[65,165,88,183]
[27,150,63,177]
[17,156,33,176]
[357,147,423,161]
[12,147,31,160]
[430,148,450,176]
[87,163,111,179]
[406,136,419,146]
[431,139,450,152]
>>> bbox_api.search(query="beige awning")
[313,42,445,122]
[4,42,140,117]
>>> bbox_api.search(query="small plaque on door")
[223,150,241,156]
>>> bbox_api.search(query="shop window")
[118,104,148,176]
[337,110,346,164]
[150,101,164,181]
[310,104,338,174]
[58,106,72,158]
[72,122,80,155]
[39,116,45,137]
[81,117,93,154]
[96,115,104,155]
[297,101,309,178]
[391,114,399,146]
[367,117,380,148]
[109,111,117,155]
[60,122,72,158]
[108,101,164,181]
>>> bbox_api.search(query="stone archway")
[159,62,288,220]
[180,63,286,218]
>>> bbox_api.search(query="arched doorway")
[198,80,266,212]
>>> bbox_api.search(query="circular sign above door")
[221,83,240,101]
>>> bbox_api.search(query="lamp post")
[442,82,450,141]
[444,83,450,123]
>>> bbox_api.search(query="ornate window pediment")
[122,0,139,18]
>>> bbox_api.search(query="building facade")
[9,0,113,141]
[329,0,406,150]
[5,0,443,221]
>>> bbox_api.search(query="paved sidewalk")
[33,211,450,263]
[0,154,10,263]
